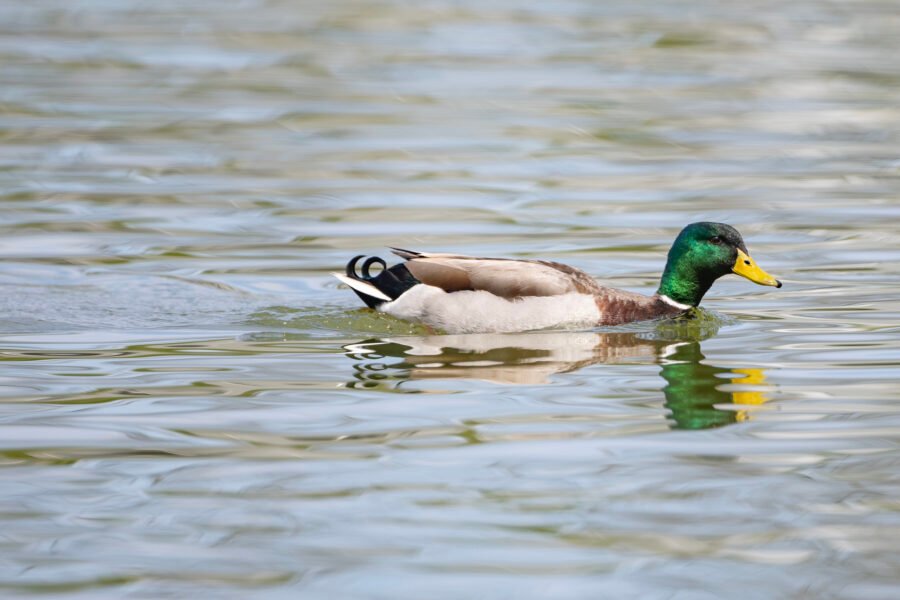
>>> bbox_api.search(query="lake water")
[2,1,900,597]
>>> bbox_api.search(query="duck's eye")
[710,236,723,245]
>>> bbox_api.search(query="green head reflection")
[660,342,769,430]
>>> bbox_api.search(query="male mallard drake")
[333,222,781,334]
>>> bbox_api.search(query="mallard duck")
[333,222,781,334]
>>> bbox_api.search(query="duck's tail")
[332,255,420,308]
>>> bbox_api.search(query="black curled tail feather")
[344,254,420,308]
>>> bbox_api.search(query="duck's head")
[657,222,781,308]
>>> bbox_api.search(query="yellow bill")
[733,249,782,288]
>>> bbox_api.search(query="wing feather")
[400,252,600,298]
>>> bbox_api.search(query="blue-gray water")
[2,1,900,598]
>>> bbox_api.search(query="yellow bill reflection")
[730,368,770,423]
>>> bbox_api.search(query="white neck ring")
[659,294,692,311]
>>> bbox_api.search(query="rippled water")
[2,0,900,597]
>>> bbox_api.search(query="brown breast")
[594,292,685,326]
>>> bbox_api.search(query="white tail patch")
[332,273,392,302]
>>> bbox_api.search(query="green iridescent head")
[657,222,781,307]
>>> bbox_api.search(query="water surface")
[2,0,900,597]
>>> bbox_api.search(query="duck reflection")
[344,327,771,430]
